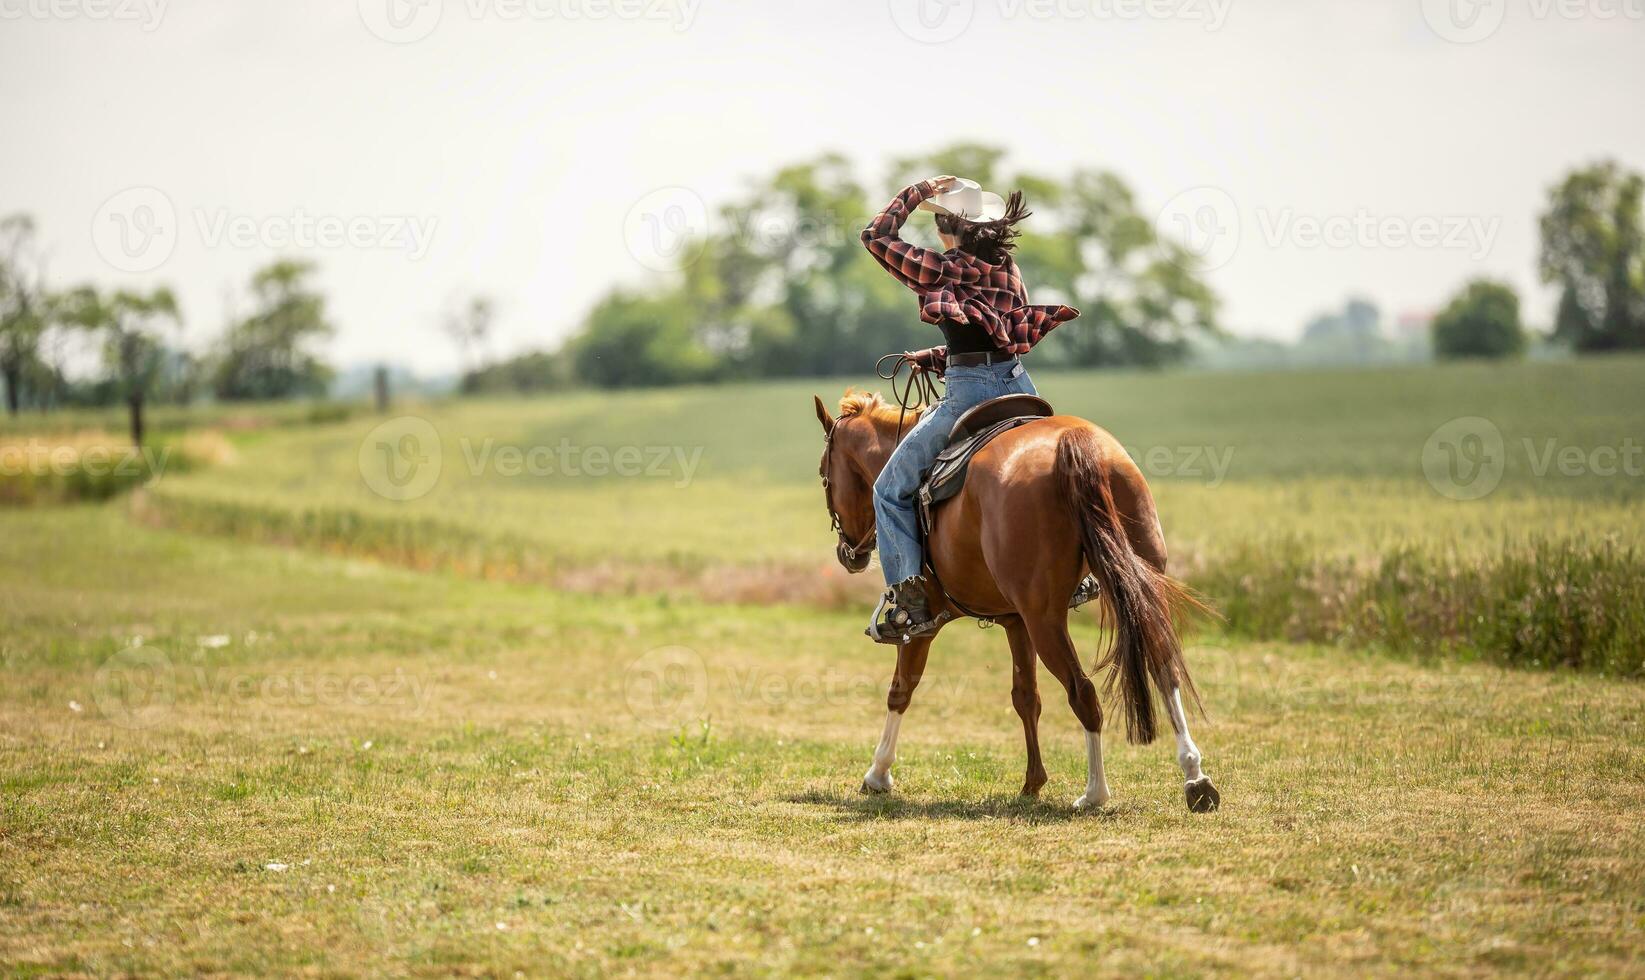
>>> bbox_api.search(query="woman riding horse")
[860,175,1082,641]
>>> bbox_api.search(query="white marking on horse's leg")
[1168,686,1204,783]
[861,710,902,793]
[1072,729,1111,809]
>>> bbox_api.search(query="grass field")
[129,355,1645,669]
[2,358,1644,975]
[2,508,1643,976]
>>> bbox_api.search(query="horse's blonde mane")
[837,389,923,428]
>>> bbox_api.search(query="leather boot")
[867,576,944,644]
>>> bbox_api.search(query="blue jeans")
[873,359,1039,585]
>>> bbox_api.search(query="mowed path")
[0,508,1641,976]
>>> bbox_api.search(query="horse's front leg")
[860,633,936,794]
[1002,618,1046,797]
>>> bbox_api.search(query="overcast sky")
[3,0,1643,374]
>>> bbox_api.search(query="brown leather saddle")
[916,394,1054,539]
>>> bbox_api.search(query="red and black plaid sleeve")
[861,181,960,291]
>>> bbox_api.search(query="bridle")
[818,354,942,565]
[819,420,876,563]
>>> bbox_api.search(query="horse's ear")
[813,395,835,435]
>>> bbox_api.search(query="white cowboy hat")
[917,177,1008,223]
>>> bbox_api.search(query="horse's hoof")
[1072,789,1110,810]
[1185,776,1220,813]
[860,771,893,795]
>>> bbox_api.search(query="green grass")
[2,507,1642,975]
[135,356,1645,670]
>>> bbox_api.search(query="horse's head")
[813,394,876,574]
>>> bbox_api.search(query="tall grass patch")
[0,430,234,506]
[1202,535,1645,674]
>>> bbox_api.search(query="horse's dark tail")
[1055,426,1206,745]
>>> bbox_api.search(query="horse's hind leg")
[861,633,935,794]
[1168,684,1219,812]
[1002,618,1046,798]
[1021,611,1109,809]
[1116,481,1220,812]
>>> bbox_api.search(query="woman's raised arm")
[860,177,961,291]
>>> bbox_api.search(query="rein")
[875,352,941,443]
[821,355,942,561]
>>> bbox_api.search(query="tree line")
[465,149,1645,391]
[6,152,1641,422]
[465,143,1224,393]
[0,219,333,445]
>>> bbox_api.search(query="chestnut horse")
[813,390,1220,812]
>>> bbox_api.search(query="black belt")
[946,350,1018,368]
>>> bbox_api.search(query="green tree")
[1432,279,1525,359]
[0,214,46,415]
[571,289,720,388]
[213,259,335,400]
[60,285,182,447]
[560,146,1224,389]
[1539,161,1645,351]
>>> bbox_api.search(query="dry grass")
[2,508,1642,976]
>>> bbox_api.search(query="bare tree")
[442,294,494,375]
[0,214,45,415]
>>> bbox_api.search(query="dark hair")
[935,190,1031,265]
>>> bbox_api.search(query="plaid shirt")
[862,179,1078,372]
